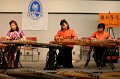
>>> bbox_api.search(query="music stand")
[107,27,115,39]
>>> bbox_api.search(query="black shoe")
[102,63,106,67]
[56,65,63,69]
[98,67,102,70]
[96,62,101,68]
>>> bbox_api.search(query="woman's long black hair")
[9,20,19,32]
[60,19,70,31]
[97,23,105,31]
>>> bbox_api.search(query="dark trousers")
[14,49,20,68]
[56,46,73,68]
[4,46,20,68]
[93,47,107,67]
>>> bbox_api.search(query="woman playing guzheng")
[54,19,78,68]
[90,23,112,68]
[5,20,26,68]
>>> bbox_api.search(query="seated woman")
[5,20,26,68]
[90,23,112,68]
[54,19,78,68]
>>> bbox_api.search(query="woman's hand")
[91,38,97,41]
[6,36,11,40]
[21,36,26,40]
[55,37,64,41]
[73,37,78,40]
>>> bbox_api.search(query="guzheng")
[0,43,6,49]
[49,39,120,47]
[49,39,79,45]
[0,40,62,48]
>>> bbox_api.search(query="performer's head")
[97,23,105,31]
[60,19,69,31]
[9,20,19,32]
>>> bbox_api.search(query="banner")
[22,0,48,30]
[99,13,120,28]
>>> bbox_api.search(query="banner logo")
[28,0,43,20]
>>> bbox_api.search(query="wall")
[0,0,120,13]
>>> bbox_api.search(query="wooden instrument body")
[49,39,119,47]
[0,44,6,49]
[0,40,62,48]
[56,71,120,79]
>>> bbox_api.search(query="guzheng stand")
[44,47,58,70]
[0,40,62,70]
[44,46,63,70]
[0,48,7,69]
[84,46,116,70]
[3,45,22,68]
[102,47,115,70]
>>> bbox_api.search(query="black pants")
[4,46,20,68]
[93,47,107,67]
[56,46,73,68]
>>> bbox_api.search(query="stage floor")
[18,59,120,70]
[0,60,120,79]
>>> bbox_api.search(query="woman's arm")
[20,31,26,40]
[54,30,64,41]
[90,32,97,40]
[6,31,11,40]
[71,29,78,40]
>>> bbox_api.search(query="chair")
[20,37,39,62]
